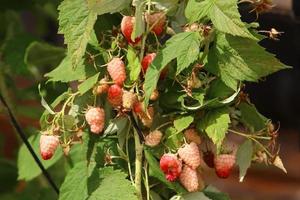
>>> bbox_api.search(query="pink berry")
[179,165,199,192]
[40,135,59,160]
[145,12,166,36]
[107,58,126,86]
[178,142,201,169]
[85,107,105,134]
[214,154,236,179]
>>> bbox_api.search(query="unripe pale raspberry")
[141,53,156,73]
[150,89,159,101]
[85,107,105,125]
[160,153,182,182]
[178,142,201,169]
[179,165,199,192]
[107,84,123,107]
[107,58,126,86]
[214,154,236,179]
[145,130,163,147]
[94,78,109,95]
[122,90,137,110]
[85,107,105,134]
[145,12,166,36]
[138,106,154,128]
[184,128,201,145]
[90,123,104,134]
[121,16,142,45]
[40,134,60,160]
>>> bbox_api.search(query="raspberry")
[145,12,166,36]
[145,130,163,147]
[160,153,182,182]
[184,128,201,145]
[133,101,143,113]
[94,78,109,95]
[141,53,156,73]
[214,154,236,179]
[122,90,137,110]
[203,150,215,168]
[179,165,199,192]
[107,84,123,107]
[40,134,59,160]
[121,16,142,45]
[85,107,105,134]
[178,142,201,169]
[107,58,126,86]
[138,106,154,128]
[85,107,105,125]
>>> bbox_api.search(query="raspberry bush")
[13,0,289,199]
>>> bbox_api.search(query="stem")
[144,162,150,200]
[126,128,134,184]
[228,129,273,157]
[134,129,143,200]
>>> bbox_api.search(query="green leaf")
[87,167,138,200]
[206,33,289,90]
[144,149,186,194]
[132,0,145,40]
[87,0,131,15]
[103,117,130,148]
[197,108,230,152]
[180,192,211,200]
[152,0,179,11]
[127,46,142,83]
[78,72,99,95]
[18,134,63,181]
[45,56,95,82]
[238,102,268,132]
[186,0,256,39]
[165,126,184,150]
[2,34,35,74]
[24,41,65,69]
[185,0,210,23]
[174,115,194,133]
[58,0,97,67]
[203,185,231,200]
[236,139,253,182]
[144,32,201,107]
[59,162,91,200]
[38,84,56,115]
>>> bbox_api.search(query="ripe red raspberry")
[214,154,236,179]
[40,134,59,160]
[203,150,215,168]
[184,128,201,145]
[141,53,156,73]
[145,12,166,36]
[179,165,199,192]
[145,130,163,147]
[85,107,105,134]
[178,142,201,169]
[107,84,123,107]
[107,58,126,86]
[160,153,182,182]
[133,101,143,113]
[121,16,142,45]
[122,90,137,110]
